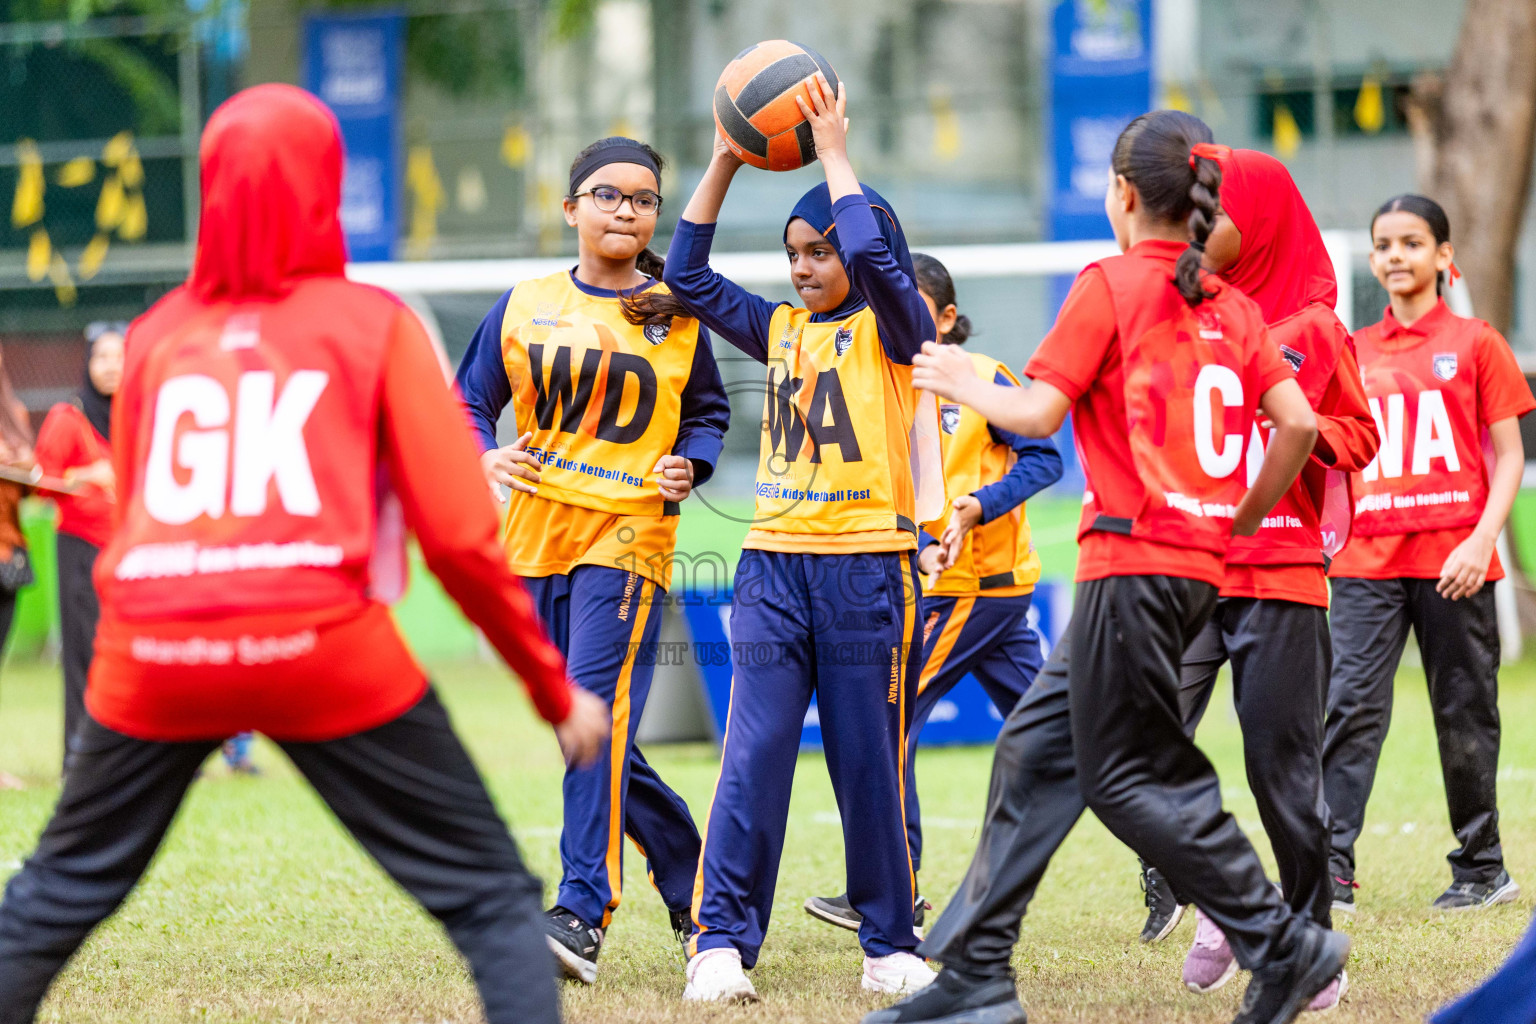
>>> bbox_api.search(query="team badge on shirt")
[644,321,671,346]
[1433,352,1458,381]
[1279,345,1306,372]
[940,403,962,435]
[834,326,854,356]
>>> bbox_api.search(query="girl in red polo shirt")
[35,322,122,772]
[1322,194,1533,914]
[1140,148,1379,1010]
[901,110,1345,1024]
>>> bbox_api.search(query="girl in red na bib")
[1322,194,1533,914]
[908,110,1346,1024]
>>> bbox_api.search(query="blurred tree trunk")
[1407,0,1536,336]
[1408,0,1536,638]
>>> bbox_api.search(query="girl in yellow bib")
[662,75,943,1001]
[804,252,1063,934]
[456,137,730,984]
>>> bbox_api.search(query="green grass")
[1,654,1533,1023]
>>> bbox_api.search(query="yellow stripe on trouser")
[601,578,653,929]
[917,596,975,698]
[897,558,918,902]
[687,677,737,958]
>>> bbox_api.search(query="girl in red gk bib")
[0,85,609,1024]
[1322,195,1533,913]
[897,110,1348,1024]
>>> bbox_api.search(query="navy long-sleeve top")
[455,271,731,485]
[662,193,935,366]
[918,368,1065,552]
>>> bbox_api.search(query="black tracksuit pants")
[0,689,560,1024]
[922,575,1305,974]
[1178,598,1334,929]
[55,533,100,773]
[1322,577,1504,885]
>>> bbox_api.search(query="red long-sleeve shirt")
[35,402,114,548]
[88,302,573,741]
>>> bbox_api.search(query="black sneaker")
[860,967,1025,1024]
[1330,876,1357,915]
[543,905,602,984]
[1432,870,1520,911]
[805,892,932,933]
[669,906,693,950]
[1232,924,1350,1024]
[1140,863,1185,943]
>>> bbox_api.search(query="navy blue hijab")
[785,182,915,322]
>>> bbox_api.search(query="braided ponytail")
[1178,152,1223,307]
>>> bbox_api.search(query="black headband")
[568,139,661,197]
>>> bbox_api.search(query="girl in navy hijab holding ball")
[663,72,943,1003]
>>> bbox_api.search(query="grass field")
[1,653,1533,1024]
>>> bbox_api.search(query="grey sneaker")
[1431,871,1520,912]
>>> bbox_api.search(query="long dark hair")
[1371,194,1452,295]
[912,253,972,345]
[1110,110,1220,307]
[563,138,689,328]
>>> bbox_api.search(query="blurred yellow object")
[26,229,50,281]
[1273,103,1302,159]
[1163,82,1193,113]
[501,125,530,168]
[102,131,134,167]
[119,192,147,241]
[96,176,126,231]
[406,145,444,258]
[1355,75,1385,134]
[118,152,144,188]
[58,157,96,188]
[12,140,45,228]
[49,252,77,307]
[930,91,961,162]
[80,234,110,279]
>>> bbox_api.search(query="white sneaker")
[683,947,758,1003]
[861,951,937,994]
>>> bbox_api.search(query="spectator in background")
[0,342,36,790]
[35,322,122,773]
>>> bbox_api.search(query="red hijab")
[189,84,348,300]
[1215,149,1336,324]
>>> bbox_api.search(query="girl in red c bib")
[1152,150,1378,1009]
[906,111,1346,1024]
[1322,194,1533,914]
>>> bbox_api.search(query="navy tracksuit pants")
[690,549,923,966]
[909,593,1042,874]
[522,565,701,929]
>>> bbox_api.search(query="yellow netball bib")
[746,304,933,553]
[500,272,700,518]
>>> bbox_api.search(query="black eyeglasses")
[571,185,663,216]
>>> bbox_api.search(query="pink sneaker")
[1306,970,1348,1012]
[1182,907,1238,993]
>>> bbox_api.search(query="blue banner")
[302,10,403,262]
[1047,0,1153,243]
[679,582,1071,751]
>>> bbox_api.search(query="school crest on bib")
[644,321,670,346]
[834,326,854,357]
[1433,352,1458,381]
[940,403,962,435]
